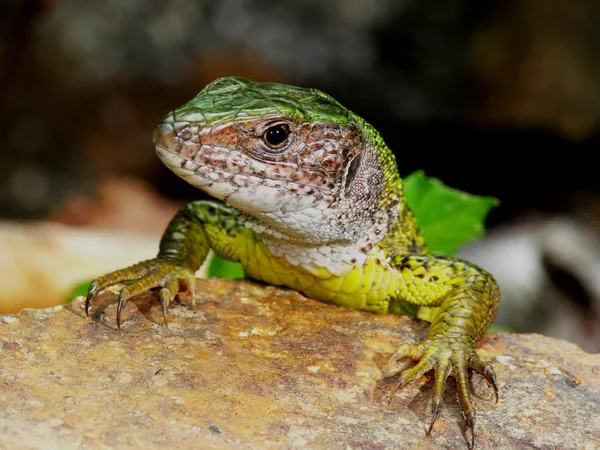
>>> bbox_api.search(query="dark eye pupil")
[264,124,289,148]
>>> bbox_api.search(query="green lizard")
[85,76,500,447]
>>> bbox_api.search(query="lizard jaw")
[155,144,342,242]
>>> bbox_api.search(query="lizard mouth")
[155,144,330,215]
[155,143,284,189]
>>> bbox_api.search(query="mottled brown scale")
[200,123,238,148]
[183,115,365,190]
[321,154,341,172]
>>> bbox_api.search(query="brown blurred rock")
[0,279,598,449]
[49,176,180,234]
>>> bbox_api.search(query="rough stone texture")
[0,279,599,450]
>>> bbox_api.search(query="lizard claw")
[386,337,498,449]
[428,398,442,435]
[85,279,100,318]
[116,290,131,330]
[85,259,196,328]
[184,274,197,308]
[469,353,499,404]
[159,277,180,328]
[467,408,476,449]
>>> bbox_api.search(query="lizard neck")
[252,232,380,277]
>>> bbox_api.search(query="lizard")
[85,76,500,448]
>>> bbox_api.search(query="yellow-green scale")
[231,228,403,314]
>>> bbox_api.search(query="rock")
[0,279,598,449]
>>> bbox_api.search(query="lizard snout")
[153,120,184,155]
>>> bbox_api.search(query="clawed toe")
[469,354,499,403]
[85,260,196,329]
[385,338,498,449]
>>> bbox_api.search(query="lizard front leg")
[85,199,244,328]
[387,254,500,448]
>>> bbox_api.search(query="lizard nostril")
[179,129,192,141]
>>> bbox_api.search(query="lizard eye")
[262,123,290,150]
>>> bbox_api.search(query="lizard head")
[153,76,400,244]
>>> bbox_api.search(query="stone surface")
[0,279,599,449]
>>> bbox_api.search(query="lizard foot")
[385,338,498,448]
[85,259,196,329]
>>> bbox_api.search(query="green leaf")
[404,170,498,255]
[207,254,245,279]
[64,280,92,303]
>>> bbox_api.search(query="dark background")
[1,0,599,351]
[2,0,599,222]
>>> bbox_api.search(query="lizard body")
[86,76,500,447]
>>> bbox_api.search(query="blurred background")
[1,0,599,352]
